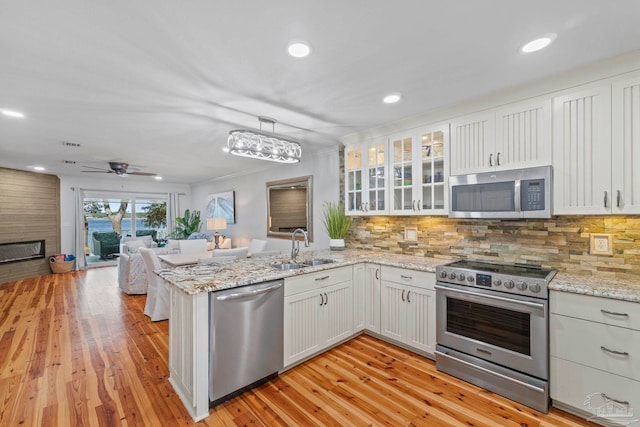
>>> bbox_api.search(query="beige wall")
[0,167,60,282]
[348,215,640,280]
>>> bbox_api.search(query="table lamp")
[207,217,228,249]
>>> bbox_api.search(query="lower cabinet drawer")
[551,357,640,424]
[380,266,435,290]
[551,314,640,381]
[285,266,352,296]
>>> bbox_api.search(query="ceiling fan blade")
[81,170,113,173]
[128,171,157,176]
[82,165,110,171]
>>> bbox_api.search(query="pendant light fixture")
[227,116,302,164]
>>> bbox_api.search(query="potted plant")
[169,208,202,239]
[322,201,351,250]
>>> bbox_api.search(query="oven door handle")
[435,350,546,394]
[434,284,545,311]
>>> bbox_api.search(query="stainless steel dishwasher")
[209,280,284,406]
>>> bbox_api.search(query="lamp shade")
[207,217,227,230]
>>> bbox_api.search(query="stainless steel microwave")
[449,166,552,219]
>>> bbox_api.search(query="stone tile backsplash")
[347,215,640,280]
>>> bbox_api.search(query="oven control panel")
[437,267,549,298]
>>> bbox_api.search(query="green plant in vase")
[322,201,351,251]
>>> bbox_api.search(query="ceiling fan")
[81,161,157,177]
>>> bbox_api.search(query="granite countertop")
[549,272,640,303]
[156,249,448,295]
[157,249,640,303]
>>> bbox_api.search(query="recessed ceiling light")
[287,41,311,58]
[222,147,230,153]
[1,109,25,118]
[154,176,162,180]
[521,33,557,53]
[383,93,402,104]
[32,166,45,171]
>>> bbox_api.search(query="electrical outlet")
[590,233,613,255]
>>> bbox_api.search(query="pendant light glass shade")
[227,117,301,164]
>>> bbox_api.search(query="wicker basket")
[50,259,75,273]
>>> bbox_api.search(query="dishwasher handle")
[215,282,283,301]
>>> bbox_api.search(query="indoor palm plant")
[322,201,351,250]
[170,208,202,239]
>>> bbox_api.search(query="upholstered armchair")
[117,246,169,294]
[91,231,120,258]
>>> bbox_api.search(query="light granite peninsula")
[157,249,445,295]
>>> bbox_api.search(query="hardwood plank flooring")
[0,267,597,426]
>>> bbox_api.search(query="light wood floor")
[0,267,597,426]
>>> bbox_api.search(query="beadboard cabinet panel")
[552,85,612,214]
[612,73,640,213]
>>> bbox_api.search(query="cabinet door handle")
[401,289,405,302]
[601,393,629,406]
[315,275,330,281]
[604,191,608,208]
[412,200,416,212]
[319,294,324,306]
[600,309,629,318]
[417,200,421,211]
[364,201,369,212]
[600,346,629,356]
[400,275,413,281]
[489,153,493,167]
[324,292,328,306]
[496,152,501,166]
[617,190,621,208]
[375,269,379,280]
[407,290,411,303]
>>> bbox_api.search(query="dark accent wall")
[348,215,640,280]
[0,167,61,283]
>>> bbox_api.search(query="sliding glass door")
[83,195,167,266]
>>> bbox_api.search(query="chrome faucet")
[291,228,309,262]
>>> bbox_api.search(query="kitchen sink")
[304,258,335,266]
[272,263,309,271]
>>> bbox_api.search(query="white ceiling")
[1,1,639,184]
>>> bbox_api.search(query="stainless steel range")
[435,260,556,413]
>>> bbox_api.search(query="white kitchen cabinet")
[389,123,449,215]
[550,291,640,423]
[380,266,436,355]
[168,287,209,422]
[283,266,354,368]
[552,84,612,214]
[494,99,552,170]
[364,263,381,334]
[450,99,551,175]
[353,263,365,331]
[450,111,495,175]
[345,139,388,215]
[611,72,640,213]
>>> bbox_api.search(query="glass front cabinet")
[345,140,388,216]
[389,123,449,215]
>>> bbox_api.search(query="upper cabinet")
[450,99,551,175]
[450,111,495,175]
[611,73,640,214]
[389,123,449,215]
[345,139,388,216]
[552,84,612,214]
[553,72,640,215]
